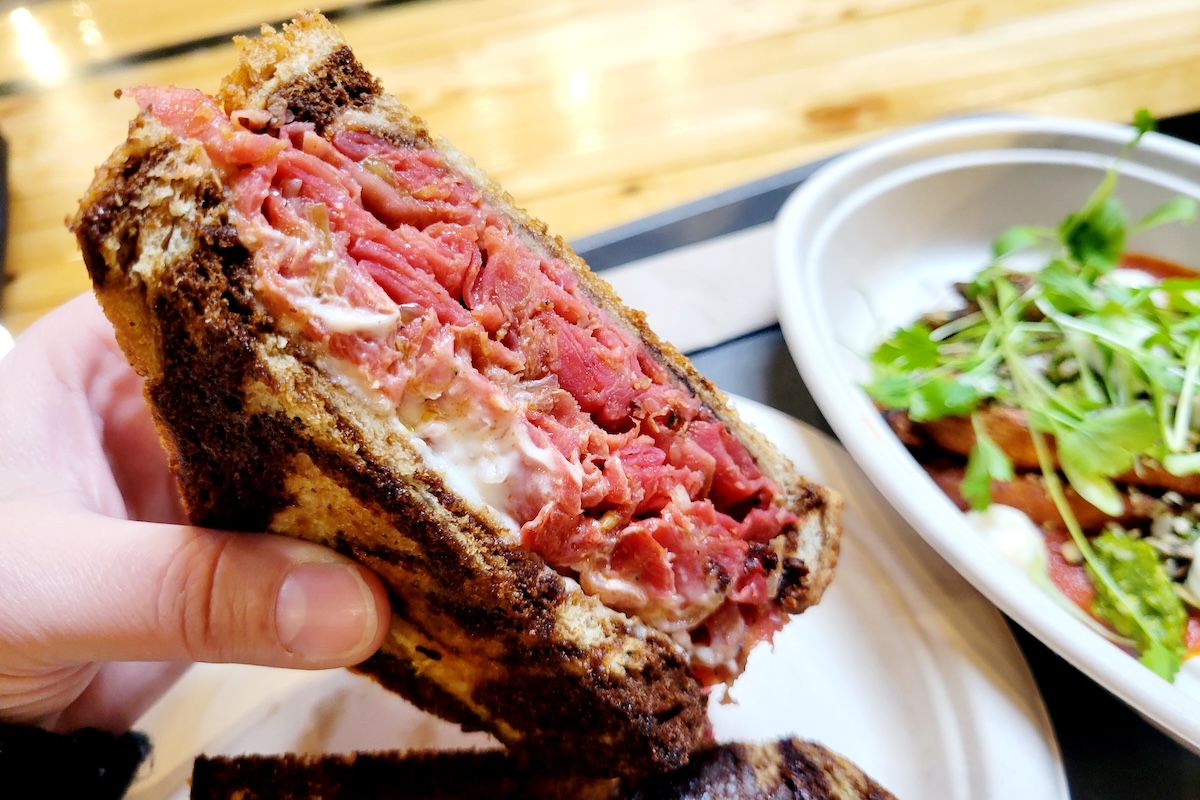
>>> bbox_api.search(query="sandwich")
[189,738,896,800]
[71,13,841,777]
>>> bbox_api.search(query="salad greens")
[866,111,1200,679]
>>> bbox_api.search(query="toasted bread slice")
[71,13,840,778]
[189,739,895,800]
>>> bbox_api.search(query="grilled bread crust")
[71,13,841,779]
[190,739,896,800]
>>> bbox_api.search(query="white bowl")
[774,113,1200,752]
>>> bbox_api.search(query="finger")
[70,295,185,523]
[0,294,183,523]
[49,662,192,734]
[1,508,391,670]
[0,664,99,728]
[1,661,188,732]
[87,334,186,525]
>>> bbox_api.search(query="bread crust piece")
[71,13,841,779]
[189,739,897,800]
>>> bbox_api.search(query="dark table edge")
[572,157,829,271]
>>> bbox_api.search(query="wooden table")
[5,0,1200,333]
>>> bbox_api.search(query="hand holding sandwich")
[0,294,390,733]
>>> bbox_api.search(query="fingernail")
[276,562,377,662]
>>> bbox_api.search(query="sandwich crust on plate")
[189,738,896,799]
[71,13,841,777]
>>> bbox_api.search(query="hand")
[0,294,391,733]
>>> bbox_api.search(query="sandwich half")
[71,13,841,777]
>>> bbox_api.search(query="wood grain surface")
[3,0,1200,332]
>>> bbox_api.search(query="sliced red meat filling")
[133,86,800,683]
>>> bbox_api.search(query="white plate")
[126,397,1065,799]
[773,113,1200,754]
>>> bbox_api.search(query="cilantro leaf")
[1060,195,1127,273]
[1140,640,1184,681]
[961,416,1014,511]
[992,225,1052,258]
[1055,405,1159,514]
[863,372,920,409]
[1133,108,1157,139]
[1038,258,1097,315]
[871,323,940,371]
[1088,530,1186,681]
[1057,405,1159,476]
[907,376,986,422]
[1157,278,1200,314]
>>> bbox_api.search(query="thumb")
[2,506,391,670]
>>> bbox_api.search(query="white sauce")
[1187,557,1200,603]
[410,436,520,536]
[290,291,401,336]
[413,412,574,539]
[320,345,568,538]
[316,354,393,414]
[967,504,1047,573]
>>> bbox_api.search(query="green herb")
[870,323,942,370]
[1088,530,1187,679]
[1164,451,1200,477]
[1133,108,1157,137]
[1060,195,1126,273]
[992,225,1053,258]
[961,415,1014,511]
[1054,405,1159,516]
[1133,196,1198,233]
[905,376,986,423]
[865,109,1200,678]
